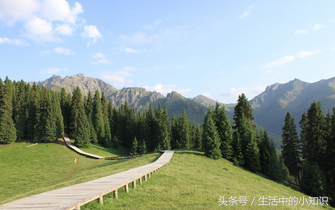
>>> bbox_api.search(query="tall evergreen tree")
[39,88,57,142]
[101,92,112,147]
[60,88,71,134]
[27,83,40,141]
[84,91,97,143]
[0,77,17,143]
[282,112,301,183]
[232,93,260,172]
[69,87,90,147]
[92,90,105,144]
[13,80,27,140]
[213,102,233,160]
[155,104,171,150]
[177,109,191,149]
[305,101,325,165]
[299,112,308,159]
[203,108,221,159]
[145,103,157,151]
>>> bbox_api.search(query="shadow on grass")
[173,149,205,157]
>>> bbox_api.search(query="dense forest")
[282,101,335,206]
[0,77,333,206]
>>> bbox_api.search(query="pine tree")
[101,92,112,147]
[194,126,203,149]
[130,137,139,155]
[232,94,260,172]
[60,88,71,134]
[155,104,171,150]
[282,112,301,183]
[52,92,64,138]
[299,112,308,159]
[324,108,335,202]
[300,162,326,197]
[84,91,97,143]
[39,88,57,142]
[13,80,27,140]
[27,83,40,141]
[171,114,180,149]
[178,109,191,149]
[73,103,91,147]
[145,103,157,151]
[0,77,17,143]
[213,102,233,160]
[305,101,325,165]
[69,87,90,147]
[92,90,105,144]
[202,108,221,159]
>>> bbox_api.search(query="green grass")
[0,140,160,205]
[80,143,129,157]
[82,150,333,210]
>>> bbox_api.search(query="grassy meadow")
[1,141,333,209]
[0,140,159,205]
[83,150,333,210]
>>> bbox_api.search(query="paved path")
[63,137,104,159]
[0,150,174,210]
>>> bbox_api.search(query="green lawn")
[0,140,160,205]
[83,150,333,210]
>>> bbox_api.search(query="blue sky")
[1,0,335,103]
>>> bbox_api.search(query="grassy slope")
[0,140,160,205]
[83,150,332,210]
[80,143,129,157]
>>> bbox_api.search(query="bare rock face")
[35,74,118,98]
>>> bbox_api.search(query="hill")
[83,150,330,209]
[251,77,335,135]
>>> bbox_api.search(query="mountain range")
[33,74,335,139]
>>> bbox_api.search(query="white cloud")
[92,52,106,59]
[40,0,83,24]
[240,6,253,19]
[261,50,322,69]
[120,32,149,44]
[143,84,192,95]
[295,50,322,58]
[123,48,140,53]
[94,59,110,64]
[0,0,84,43]
[0,37,29,45]
[313,23,322,30]
[81,25,103,46]
[219,86,265,102]
[0,0,39,25]
[91,53,110,64]
[261,55,295,69]
[100,68,135,86]
[40,67,68,75]
[294,29,308,34]
[55,23,74,35]
[53,47,75,55]
[24,16,61,42]
[141,19,162,29]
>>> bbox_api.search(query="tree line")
[282,101,335,205]
[0,77,203,153]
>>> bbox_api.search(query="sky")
[1,0,335,103]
